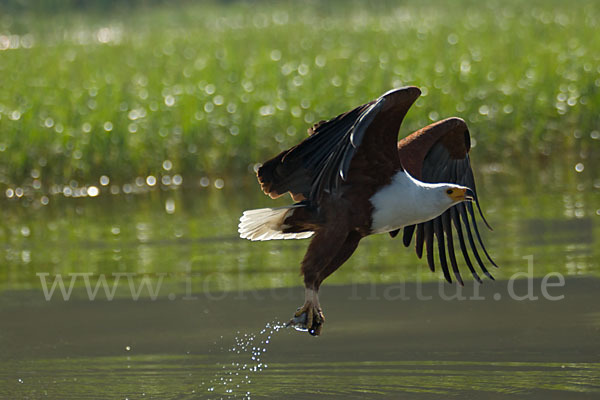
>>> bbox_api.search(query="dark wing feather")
[257,87,421,203]
[397,118,496,284]
[257,104,368,200]
[450,206,482,283]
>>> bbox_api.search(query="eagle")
[238,87,496,336]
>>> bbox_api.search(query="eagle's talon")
[287,301,325,335]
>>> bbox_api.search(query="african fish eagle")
[239,87,496,336]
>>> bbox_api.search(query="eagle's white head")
[431,183,474,209]
[370,171,474,234]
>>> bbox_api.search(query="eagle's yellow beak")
[448,187,474,202]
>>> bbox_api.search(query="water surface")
[1,279,599,399]
[1,168,599,399]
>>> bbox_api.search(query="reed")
[0,0,598,188]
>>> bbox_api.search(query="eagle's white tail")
[238,205,314,241]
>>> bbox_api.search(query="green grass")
[0,0,598,190]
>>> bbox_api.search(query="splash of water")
[200,319,286,399]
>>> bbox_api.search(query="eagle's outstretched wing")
[257,87,421,203]
[395,117,497,284]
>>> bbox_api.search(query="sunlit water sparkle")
[200,320,286,399]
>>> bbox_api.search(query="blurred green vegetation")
[0,0,598,190]
[0,0,180,13]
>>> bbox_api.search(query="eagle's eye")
[446,189,453,195]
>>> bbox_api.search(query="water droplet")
[9,110,21,120]
[259,105,275,116]
[213,95,224,106]
[575,163,584,172]
[146,176,156,186]
[125,346,131,351]
[100,175,110,186]
[162,160,172,171]
[205,84,216,95]
[87,186,99,197]
[270,49,281,61]
[165,199,175,214]
[164,95,175,107]
[298,64,309,76]
[460,60,471,74]
[315,54,326,68]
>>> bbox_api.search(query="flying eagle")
[239,87,496,336]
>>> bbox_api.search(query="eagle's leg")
[288,230,362,336]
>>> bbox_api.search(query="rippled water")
[0,168,599,399]
[2,279,600,399]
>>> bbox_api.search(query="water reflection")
[0,168,599,292]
